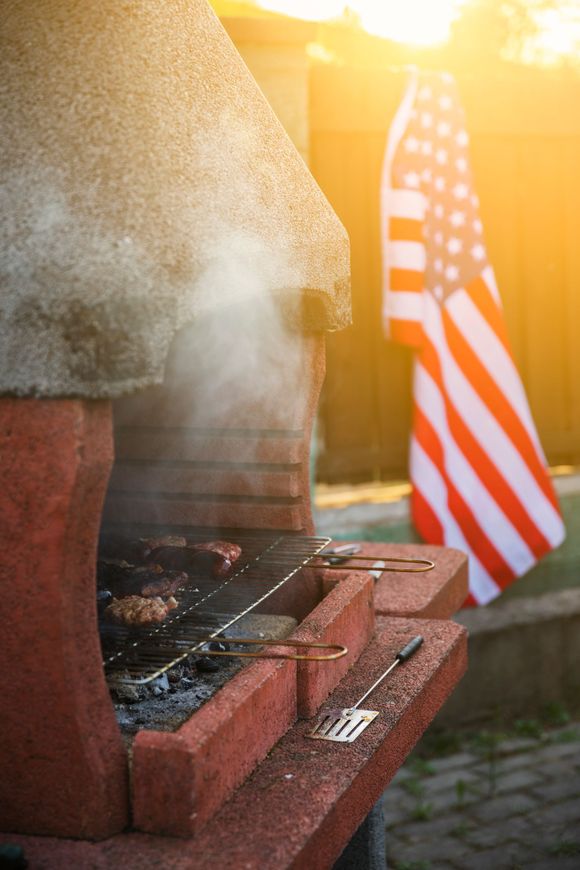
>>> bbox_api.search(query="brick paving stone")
[526,859,580,870]
[534,741,580,763]
[458,842,539,870]
[387,835,473,865]
[541,760,580,780]
[395,813,469,843]
[425,785,482,815]
[473,750,545,776]
[460,814,535,850]
[531,776,580,803]
[530,797,580,827]
[493,768,545,795]
[425,752,480,776]
[420,768,480,797]
[497,737,543,755]
[472,792,538,823]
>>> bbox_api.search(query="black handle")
[396,635,424,662]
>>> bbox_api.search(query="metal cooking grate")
[101,533,330,685]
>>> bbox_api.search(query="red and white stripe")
[381,76,565,606]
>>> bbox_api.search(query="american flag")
[381,70,565,605]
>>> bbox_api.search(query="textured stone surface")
[103,332,326,535]
[0,0,350,398]
[133,656,297,836]
[323,542,468,619]
[0,616,467,867]
[437,588,580,727]
[0,399,129,839]
[384,722,580,870]
[292,572,375,717]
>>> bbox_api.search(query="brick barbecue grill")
[0,2,468,867]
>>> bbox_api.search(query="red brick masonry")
[0,400,128,839]
[0,617,467,869]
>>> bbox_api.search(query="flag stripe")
[422,292,564,546]
[390,217,424,243]
[421,333,553,562]
[387,319,424,346]
[389,268,423,293]
[410,437,501,604]
[414,363,534,581]
[383,290,424,322]
[388,240,426,271]
[448,281,544,457]
[445,289,559,513]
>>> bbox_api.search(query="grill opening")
[99,531,330,686]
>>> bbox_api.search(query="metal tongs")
[194,636,348,662]
[317,544,435,574]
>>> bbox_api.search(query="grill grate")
[101,533,330,684]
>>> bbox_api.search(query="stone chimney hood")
[0,0,351,399]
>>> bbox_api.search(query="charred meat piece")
[150,540,242,580]
[140,571,188,598]
[104,595,178,627]
[139,535,187,560]
[189,541,242,579]
[97,561,183,599]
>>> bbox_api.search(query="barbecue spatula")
[306,635,424,743]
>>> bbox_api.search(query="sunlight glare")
[256,0,465,45]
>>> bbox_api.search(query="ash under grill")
[101,532,330,685]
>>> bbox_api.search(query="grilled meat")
[150,540,242,580]
[140,571,187,598]
[104,595,178,627]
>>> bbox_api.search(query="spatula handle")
[351,634,424,710]
[396,635,424,662]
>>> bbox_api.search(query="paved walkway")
[383,724,580,870]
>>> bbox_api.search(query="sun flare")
[255,0,466,45]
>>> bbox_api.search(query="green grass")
[410,802,434,822]
[547,840,580,857]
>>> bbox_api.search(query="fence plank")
[311,66,580,483]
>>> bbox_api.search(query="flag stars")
[434,258,443,273]
[421,168,433,183]
[421,112,433,128]
[450,210,466,227]
[471,243,486,261]
[403,171,421,189]
[404,136,421,153]
[453,182,469,200]
[418,86,433,100]
[434,204,445,219]
[445,264,459,281]
[435,148,448,165]
[437,121,451,137]
[439,94,453,110]
[471,193,480,208]
[456,129,469,147]
[434,176,446,192]
[421,140,433,155]
[473,219,483,234]
[433,285,444,301]
[447,237,463,255]
[456,157,468,173]
[434,231,444,246]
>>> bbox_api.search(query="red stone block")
[0,616,467,869]
[132,656,297,837]
[0,399,129,840]
[291,572,375,718]
[322,542,468,619]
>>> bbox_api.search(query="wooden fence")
[310,65,580,483]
